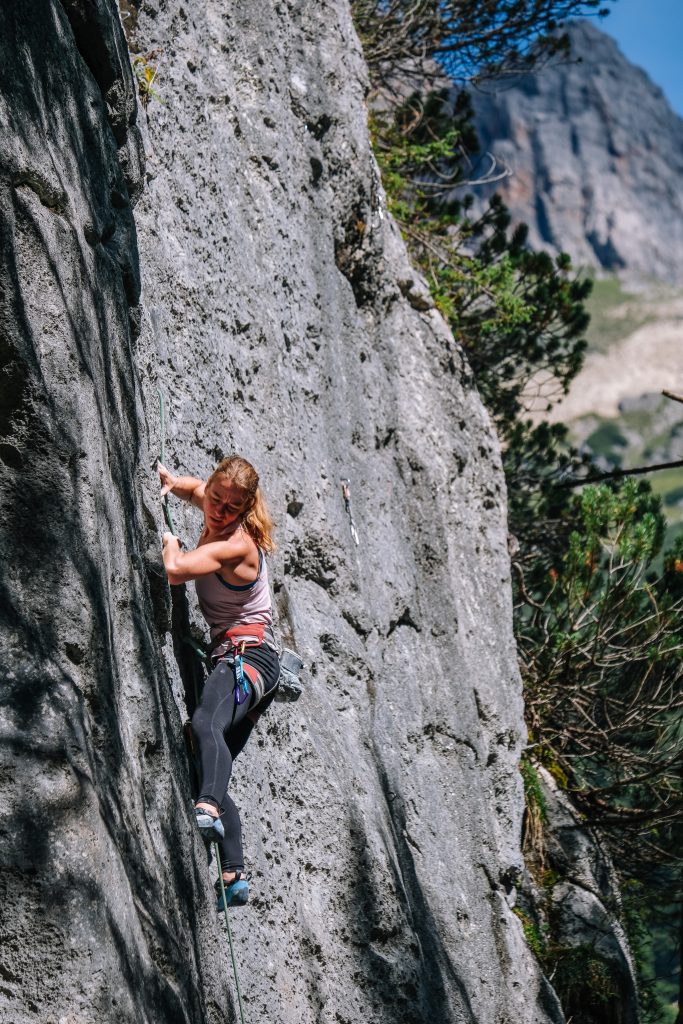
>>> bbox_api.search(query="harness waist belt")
[208,622,276,657]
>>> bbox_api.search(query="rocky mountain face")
[522,769,641,1024]
[0,3,637,1023]
[466,20,683,284]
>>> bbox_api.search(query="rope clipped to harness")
[214,844,247,1024]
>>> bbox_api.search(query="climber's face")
[204,478,247,532]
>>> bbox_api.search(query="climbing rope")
[158,388,177,535]
[158,388,206,701]
[214,844,247,1024]
[184,635,209,661]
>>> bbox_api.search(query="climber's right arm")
[158,462,206,509]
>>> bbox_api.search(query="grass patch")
[647,469,683,523]
[582,275,648,353]
[580,274,683,354]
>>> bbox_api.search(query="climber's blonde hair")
[208,455,275,553]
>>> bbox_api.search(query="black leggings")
[191,645,280,871]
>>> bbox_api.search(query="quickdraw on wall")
[340,477,360,546]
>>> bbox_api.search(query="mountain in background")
[466,20,683,284]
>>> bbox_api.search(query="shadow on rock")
[344,766,477,1024]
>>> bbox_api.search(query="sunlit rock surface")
[1,2,565,1021]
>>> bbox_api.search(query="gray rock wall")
[0,2,228,1020]
[522,769,641,1024]
[1,1,563,1022]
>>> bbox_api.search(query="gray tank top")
[194,548,275,655]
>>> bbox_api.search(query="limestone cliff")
[466,20,683,284]
[1,2,563,1022]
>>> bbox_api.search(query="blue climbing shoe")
[195,806,225,841]
[215,872,249,910]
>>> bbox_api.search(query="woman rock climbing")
[159,455,280,909]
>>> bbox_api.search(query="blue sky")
[585,0,683,116]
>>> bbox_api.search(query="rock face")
[522,769,640,1024]
[1,2,568,1022]
[466,20,683,283]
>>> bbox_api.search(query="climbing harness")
[214,843,247,1024]
[208,622,266,657]
[209,623,305,706]
[209,624,268,708]
[340,478,360,546]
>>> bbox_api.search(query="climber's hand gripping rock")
[158,461,178,497]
